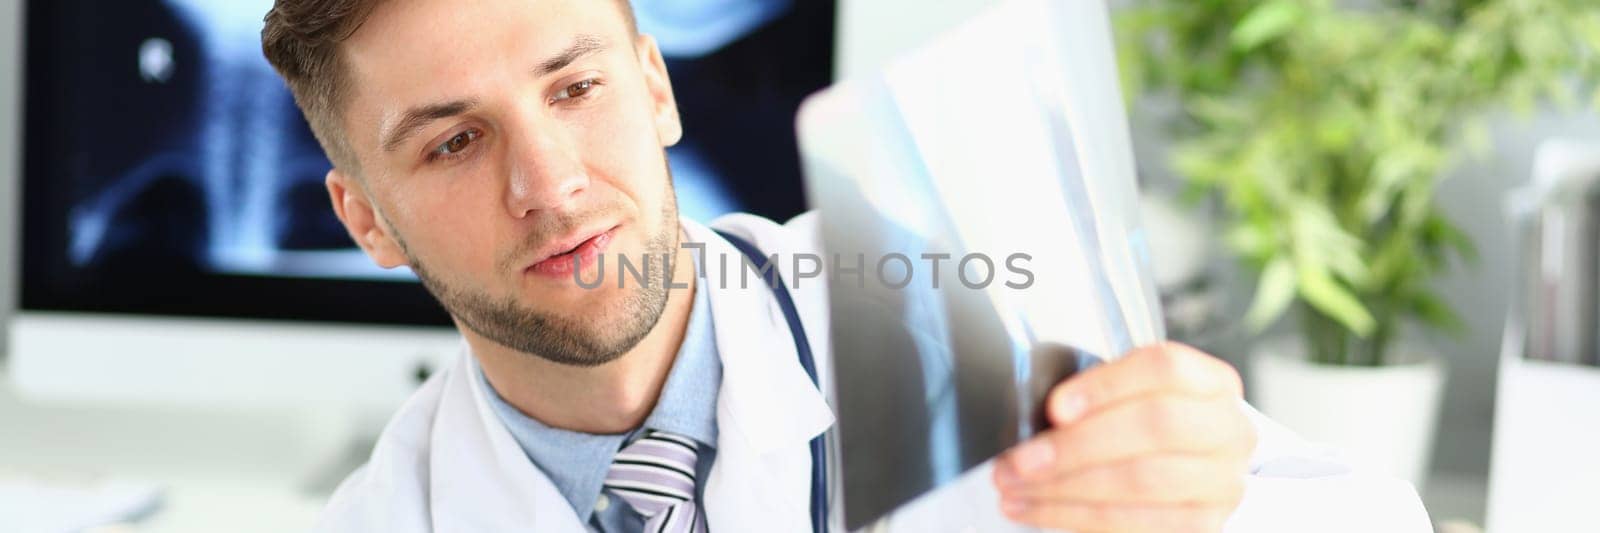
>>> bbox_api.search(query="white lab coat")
[315,213,1433,533]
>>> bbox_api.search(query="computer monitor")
[7,0,462,410]
[5,0,831,411]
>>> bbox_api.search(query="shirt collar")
[641,271,721,447]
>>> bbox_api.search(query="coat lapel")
[687,219,836,532]
[428,351,587,532]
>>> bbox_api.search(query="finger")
[1000,454,1248,505]
[1054,395,1254,472]
[1000,500,1232,533]
[1047,342,1242,426]
[996,395,1253,484]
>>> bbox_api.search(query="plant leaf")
[1410,289,1465,334]
[1232,0,1302,52]
[1245,256,1297,331]
[1225,224,1275,259]
[1297,263,1377,337]
[1428,214,1479,263]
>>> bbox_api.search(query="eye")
[429,129,481,161]
[551,78,601,103]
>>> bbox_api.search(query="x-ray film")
[796,0,1164,529]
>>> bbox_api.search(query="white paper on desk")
[797,0,1163,530]
[0,478,163,533]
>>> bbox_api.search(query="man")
[260,0,1431,531]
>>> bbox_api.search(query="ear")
[635,33,683,147]
[326,168,410,269]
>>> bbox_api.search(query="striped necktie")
[603,430,709,533]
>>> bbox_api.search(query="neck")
[471,230,699,434]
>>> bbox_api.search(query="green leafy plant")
[1115,0,1600,365]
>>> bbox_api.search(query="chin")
[519,276,626,312]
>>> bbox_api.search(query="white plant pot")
[1248,336,1446,491]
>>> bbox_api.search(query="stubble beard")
[399,172,681,368]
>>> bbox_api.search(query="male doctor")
[260,0,1431,531]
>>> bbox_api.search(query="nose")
[503,126,590,218]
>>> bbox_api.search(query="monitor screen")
[21,0,451,325]
[19,0,830,326]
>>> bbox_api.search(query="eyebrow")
[381,99,479,153]
[378,35,609,154]
[537,34,607,76]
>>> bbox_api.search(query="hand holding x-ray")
[798,0,1247,530]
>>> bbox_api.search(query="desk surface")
[2,367,1491,532]
[1,371,344,532]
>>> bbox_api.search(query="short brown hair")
[261,0,637,176]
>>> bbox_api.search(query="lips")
[527,226,616,278]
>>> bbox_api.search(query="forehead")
[339,0,633,147]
